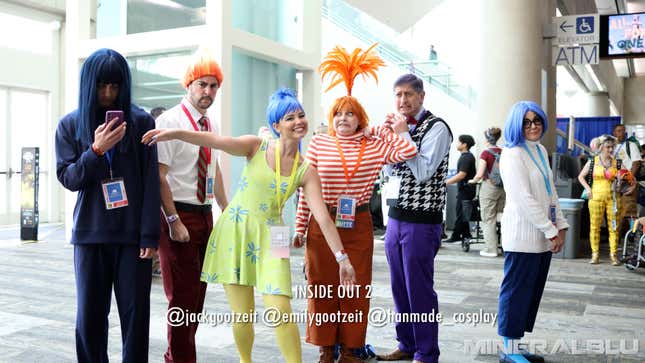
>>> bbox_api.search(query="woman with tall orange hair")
[293,44,418,363]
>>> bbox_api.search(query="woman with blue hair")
[55,48,160,362]
[143,88,356,363]
[497,101,569,363]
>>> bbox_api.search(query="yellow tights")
[224,284,302,363]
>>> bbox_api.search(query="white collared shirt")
[383,107,452,182]
[156,98,221,205]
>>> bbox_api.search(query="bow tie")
[407,116,417,125]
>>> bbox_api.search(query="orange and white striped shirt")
[295,125,417,235]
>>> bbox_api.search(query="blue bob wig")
[265,88,303,137]
[503,101,548,148]
[76,48,132,145]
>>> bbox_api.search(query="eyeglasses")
[522,117,543,129]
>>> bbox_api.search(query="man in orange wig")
[294,44,417,363]
[156,47,228,363]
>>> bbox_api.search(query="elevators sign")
[21,147,39,241]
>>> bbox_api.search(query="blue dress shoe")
[499,351,543,363]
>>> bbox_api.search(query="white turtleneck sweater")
[499,141,569,253]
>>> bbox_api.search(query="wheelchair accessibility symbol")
[576,16,594,34]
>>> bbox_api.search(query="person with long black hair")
[55,48,160,363]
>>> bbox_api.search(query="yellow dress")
[200,138,308,297]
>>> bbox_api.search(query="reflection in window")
[96,0,206,38]
[128,50,194,110]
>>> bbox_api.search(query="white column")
[586,92,610,117]
[478,0,556,151]
[63,0,92,241]
[206,0,232,195]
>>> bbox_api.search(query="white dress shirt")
[156,98,221,205]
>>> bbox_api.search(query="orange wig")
[182,47,224,88]
[319,44,385,136]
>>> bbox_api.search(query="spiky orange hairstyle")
[320,44,384,136]
[318,43,385,96]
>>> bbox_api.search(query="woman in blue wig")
[143,88,356,363]
[497,101,569,363]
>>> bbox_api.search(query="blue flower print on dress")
[201,271,218,283]
[229,205,248,223]
[269,179,288,195]
[259,203,269,213]
[208,239,217,254]
[245,242,260,264]
[266,217,276,226]
[238,177,248,192]
[264,284,282,295]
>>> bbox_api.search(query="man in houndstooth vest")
[377,74,453,363]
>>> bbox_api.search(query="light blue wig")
[265,88,304,137]
[503,101,548,148]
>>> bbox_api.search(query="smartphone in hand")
[105,110,124,130]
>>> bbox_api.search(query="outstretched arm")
[142,128,261,158]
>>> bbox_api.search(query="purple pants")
[384,218,442,363]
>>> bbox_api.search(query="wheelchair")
[622,216,645,271]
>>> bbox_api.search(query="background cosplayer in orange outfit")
[294,44,417,363]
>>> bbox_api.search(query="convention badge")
[102,178,128,210]
[550,204,556,225]
[335,196,357,229]
[270,225,291,258]
[205,162,215,200]
[206,177,215,199]
[383,176,401,200]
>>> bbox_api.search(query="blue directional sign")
[576,16,594,34]
[554,14,599,46]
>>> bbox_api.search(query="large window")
[0,13,54,55]
[96,0,206,38]
[128,50,195,110]
[233,0,303,49]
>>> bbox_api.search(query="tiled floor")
[0,224,643,362]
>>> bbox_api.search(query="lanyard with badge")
[181,104,216,200]
[270,141,300,258]
[522,143,556,225]
[334,137,367,228]
[101,148,129,209]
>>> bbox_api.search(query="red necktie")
[196,116,208,203]
[407,116,417,125]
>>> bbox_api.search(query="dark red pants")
[158,210,213,363]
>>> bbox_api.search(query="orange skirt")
[305,209,373,348]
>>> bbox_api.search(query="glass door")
[0,87,50,225]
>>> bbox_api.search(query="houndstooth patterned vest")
[389,111,452,224]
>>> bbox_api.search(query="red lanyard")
[335,137,367,185]
[181,104,211,164]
